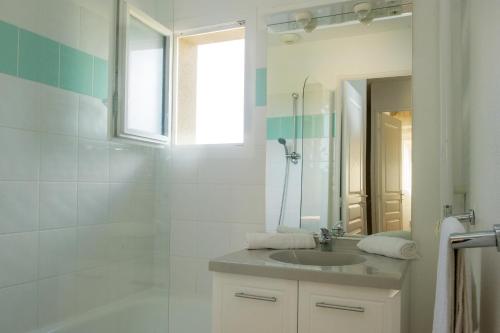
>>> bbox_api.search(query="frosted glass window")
[127,16,166,134]
[195,39,245,144]
[176,27,245,145]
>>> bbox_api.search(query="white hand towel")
[356,235,418,259]
[432,217,475,333]
[246,233,316,250]
[276,225,314,234]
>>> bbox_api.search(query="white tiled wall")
[0,1,172,332]
[0,83,167,331]
[168,1,272,331]
[167,120,266,333]
[168,145,266,298]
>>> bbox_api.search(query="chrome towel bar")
[449,224,500,251]
[444,206,475,225]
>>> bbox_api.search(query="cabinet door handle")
[315,302,365,312]
[234,292,277,303]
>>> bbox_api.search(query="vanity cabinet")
[213,273,407,333]
[212,273,298,333]
[298,281,401,333]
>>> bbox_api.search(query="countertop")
[208,238,410,290]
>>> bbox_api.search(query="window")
[116,1,172,143]
[176,26,246,145]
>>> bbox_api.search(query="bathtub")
[44,290,169,333]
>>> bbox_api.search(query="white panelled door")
[376,113,403,232]
[342,80,368,235]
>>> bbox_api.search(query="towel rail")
[444,206,475,225]
[449,224,500,251]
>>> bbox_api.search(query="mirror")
[265,0,413,235]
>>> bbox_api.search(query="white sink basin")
[269,250,366,267]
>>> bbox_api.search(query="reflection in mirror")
[265,0,412,236]
[342,77,412,235]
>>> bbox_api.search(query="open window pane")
[116,2,172,143]
[127,16,166,135]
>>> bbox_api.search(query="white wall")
[410,1,442,332]
[466,0,500,331]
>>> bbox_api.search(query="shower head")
[277,138,289,156]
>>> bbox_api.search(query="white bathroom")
[0,0,498,333]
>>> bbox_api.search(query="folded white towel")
[356,235,418,259]
[246,233,316,250]
[276,225,314,234]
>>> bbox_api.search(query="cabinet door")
[298,281,401,333]
[213,273,298,333]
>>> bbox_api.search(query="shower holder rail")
[449,224,500,251]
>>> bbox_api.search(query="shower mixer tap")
[286,151,301,164]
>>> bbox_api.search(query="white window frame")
[115,0,173,144]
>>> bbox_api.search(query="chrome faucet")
[332,223,345,237]
[319,224,345,245]
[319,228,332,245]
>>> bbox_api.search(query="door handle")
[316,302,365,312]
[234,292,277,303]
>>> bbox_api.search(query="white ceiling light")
[280,33,300,44]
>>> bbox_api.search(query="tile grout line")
[35,103,42,330]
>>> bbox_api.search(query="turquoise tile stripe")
[0,21,18,76]
[267,114,336,140]
[0,20,108,100]
[256,67,267,107]
[93,57,108,100]
[61,45,93,95]
[19,29,60,86]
